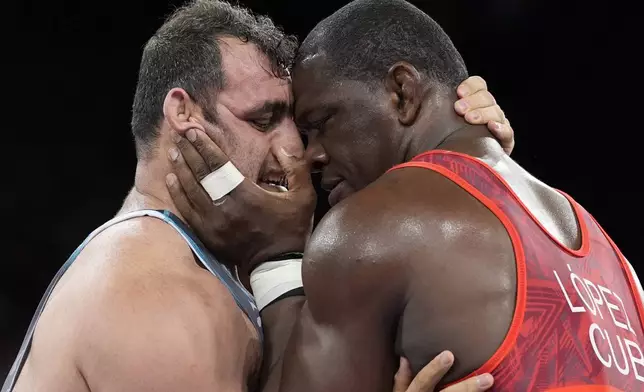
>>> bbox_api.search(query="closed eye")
[251,117,274,131]
[308,115,331,134]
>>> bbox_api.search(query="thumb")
[393,357,413,392]
[274,144,312,192]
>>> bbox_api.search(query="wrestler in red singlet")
[390,151,644,392]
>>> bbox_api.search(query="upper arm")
[72,228,241,392]
[85,304,223,392]
[276,191,410,392]
[274,170,513,392]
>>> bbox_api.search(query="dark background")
[1,0,640,378]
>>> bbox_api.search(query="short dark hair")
[296,0,467,88]
[131,0,298,159]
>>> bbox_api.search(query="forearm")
[247,256,307,392]
[263,301,396,392]
[258,296,306,392]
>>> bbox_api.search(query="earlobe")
[385,62,423,126]
[163,88,204,135]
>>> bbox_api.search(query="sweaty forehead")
[292,52,330,96]
[217,36,292,113]
[292,53,365,122]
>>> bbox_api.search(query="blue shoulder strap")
[2,209,261,392]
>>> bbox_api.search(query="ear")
[162,88,205,135]
[385,62,423,126]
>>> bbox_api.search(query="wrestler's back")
[12,217,260,392]
[390,152,584,383]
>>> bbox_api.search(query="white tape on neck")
[200,161,245,201]
[250,258,303,311]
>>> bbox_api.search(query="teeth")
[261,175,288,191]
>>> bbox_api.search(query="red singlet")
[389,151,644,392]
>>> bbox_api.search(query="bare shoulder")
[77,268,237,391]
[81,215,194,268]
[31,216,250,391]
[306,166,512,290]
[310,167,501,258]
[302,169,469,316]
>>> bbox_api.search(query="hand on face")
[165,128,316,274]
[454,76,515,154]
[393,352,493,392]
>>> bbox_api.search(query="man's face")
[209,37,301,188]
[293,54,399,207]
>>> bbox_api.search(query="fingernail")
[186,129,197,142]
[492,121,502,131]
[281,147,302,158]
[165,173,177,187]
[440,351,454,366]
[281,147,294,157]
[455,100,468,113]
[171,130,181,143]
[168,148,179,162]
[477,374,493,388]
[458,86,470,97]
[469,111,481,121]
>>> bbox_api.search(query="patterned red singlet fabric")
[389,151,644,392]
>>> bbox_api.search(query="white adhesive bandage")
[250,258,303,311]
[200,161,245,201]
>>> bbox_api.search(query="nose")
[272,117,305,155]
[305,130,328,174]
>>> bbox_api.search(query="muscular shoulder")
[38,217,245,390]
[309,168,500,261]
[305,167,512,302]
[82,216,193,267]
[53,217,205,312]
[78,275,234,390]
[302,170,465,317]
[73,214,237,324]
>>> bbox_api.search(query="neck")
[401,91,503,162]
[119,142,185,222]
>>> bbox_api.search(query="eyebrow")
[246,100,292,119]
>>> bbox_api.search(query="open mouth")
[259,174,289,192]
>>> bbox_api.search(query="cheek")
[320,125,360,177]
[214,107,270,179]
[330,114,389,185]
[327,115,370,159]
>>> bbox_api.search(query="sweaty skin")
[12,196,261,392]
[164,74,511,392]
[166,126,527,392]
[10,37,293,392]
[261,133,581,392]
[8,47,505,392]
[246,41,585,389]
[152,3,634,391]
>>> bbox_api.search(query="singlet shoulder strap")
[144,210,261,334]
[2,209,261,392]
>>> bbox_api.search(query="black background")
[1,0,640,377]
